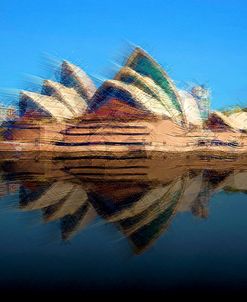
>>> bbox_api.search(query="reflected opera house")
[0,157,247,254]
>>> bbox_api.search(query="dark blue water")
[0,159,247,296]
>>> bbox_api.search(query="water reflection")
[0,156,247,254]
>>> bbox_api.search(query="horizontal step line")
[68,125,147,129]
[72,119,148,123]
[65,165,148,170]
[53,156,148,160]
[72,173,147,176]
[60,132,149,136]
[54,142,146,146]
[3,172,44,176]
[8,126,41,130]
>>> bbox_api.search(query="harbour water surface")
[0,157,247,296]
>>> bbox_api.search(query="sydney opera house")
[0,47,247,159]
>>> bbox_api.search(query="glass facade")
[191,86,210,120]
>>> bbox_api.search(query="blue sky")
[0,0,247,109]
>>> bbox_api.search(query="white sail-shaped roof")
[20,91,75,121]
[115,67,184,125]
[89,47,197,126]
[123,47,187,124]
[42,80,87,116]
[178,90,203,128]
[228,111,247,129]
[15,51,214,126]
[210,110,247,131]
[90,80,172,118]
[61,60,96,101]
